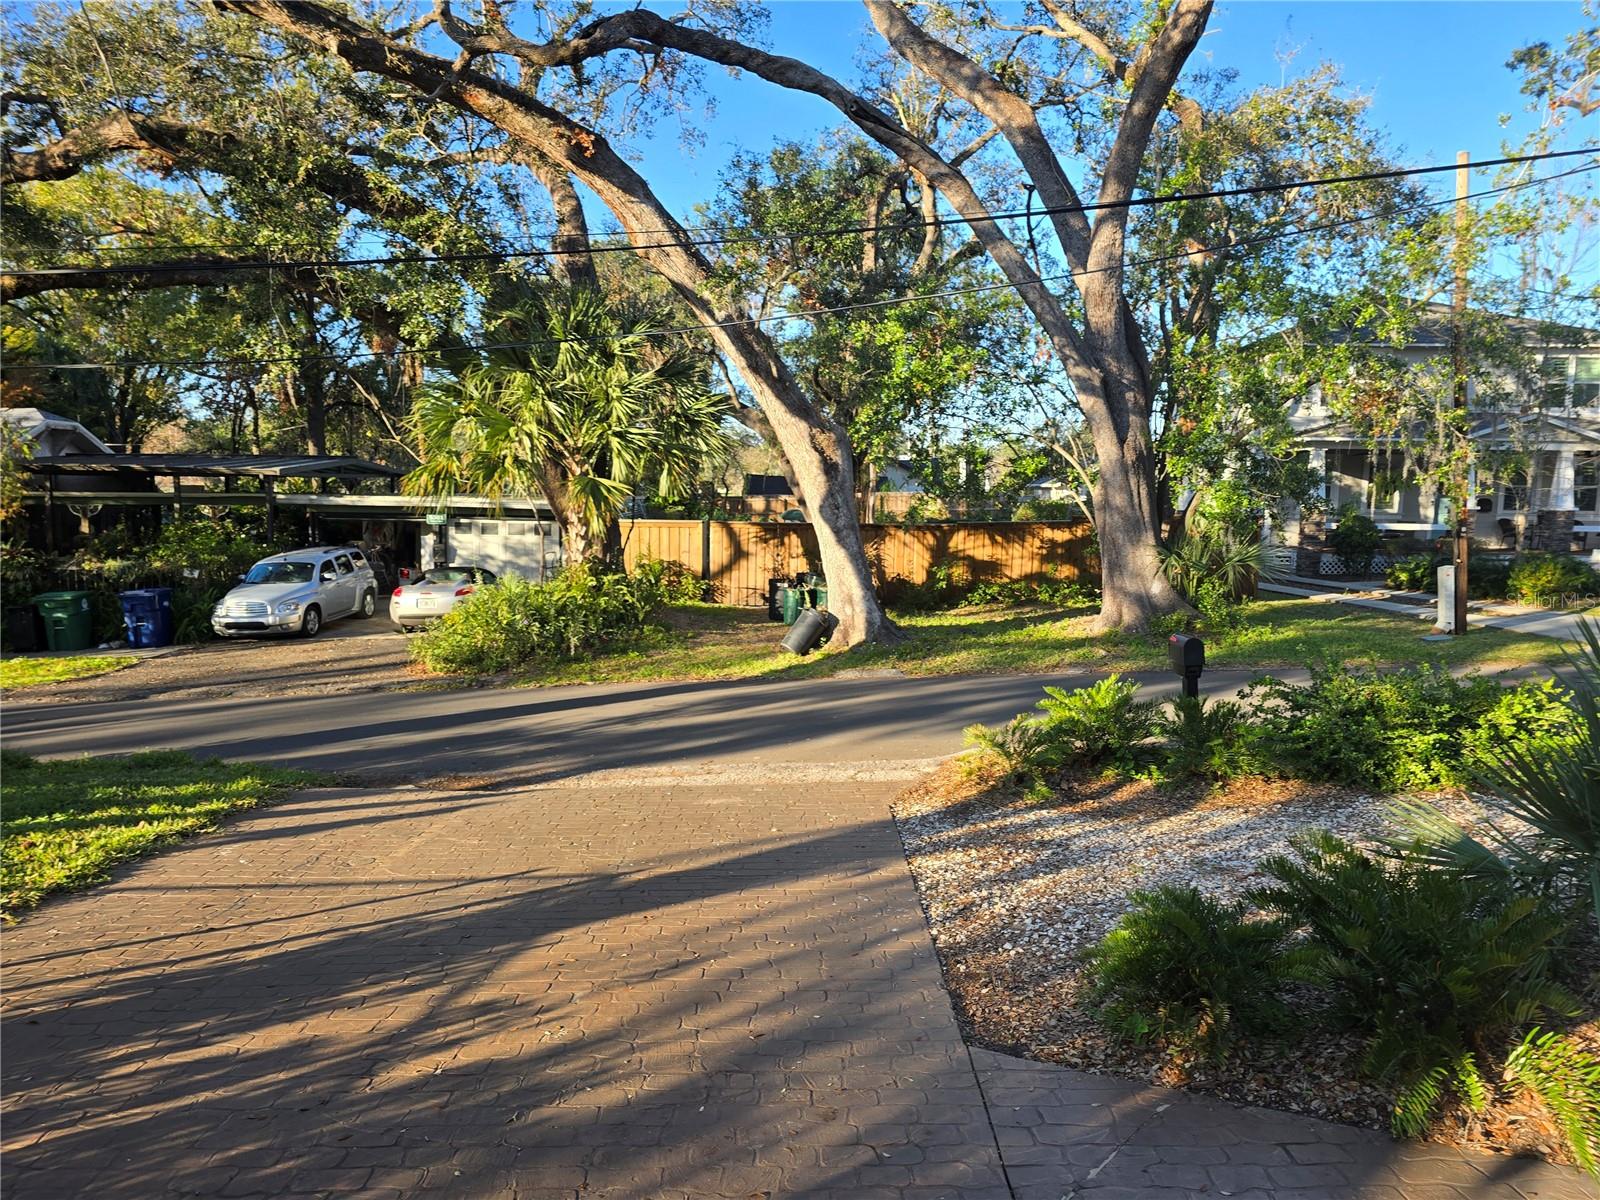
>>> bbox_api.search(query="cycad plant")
[406,289,732,563]
[1161,522,1271,604]
[1251,832,1577,1136]
[1387,617,1600,931]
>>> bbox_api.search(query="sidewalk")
[2,767,1593,1198]
[1263,574,1593,643]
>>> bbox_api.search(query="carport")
[21,453,404,548]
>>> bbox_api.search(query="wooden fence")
[620,519,1096,607]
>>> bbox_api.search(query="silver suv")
[213,546,379,639]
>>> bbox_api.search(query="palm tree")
[406,289,732,564]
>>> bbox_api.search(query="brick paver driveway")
[3,756,1594,1198]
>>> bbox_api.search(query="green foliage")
[962,715,1068,799]
[1035,675,1159,769]
[965,577,1097,608]
[1245,663,1501,791]
[1459,679,1580,767]
[1385,553,1437,591]
[407,289,731,559]
[2,750,318,917]
[1504,1028,1600,1178]
[631,555,711,605]
[410,567,665,676]
[1088,886,1301,1057]
[1252,833,1576,1136]
[1507,554,1600,606]
[1387,619,1600,930]
[1327,506,1384,576]
[1468,554,1515,600]
[1161,524,1269,604]
[1160,697,1262,781]
[1011,498,1084,521]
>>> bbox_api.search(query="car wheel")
[355,589,377,619]
[301,605,323,638]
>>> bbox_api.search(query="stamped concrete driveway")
[3,674,1595,1199]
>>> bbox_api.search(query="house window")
[1540,356,1570,407]
[1578,455,1600,513]
[1574,357,1600,407]
[1502,471,1529,511]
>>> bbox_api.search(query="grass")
[512,595,1571,688]
[1,654,139,690]
[0,749,320,918]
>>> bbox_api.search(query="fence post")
[700,517,712,601]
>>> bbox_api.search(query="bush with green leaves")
[1036,674,1159,769]
[631,555,711,605]
[966,576,1097,607]
[1088,885,1302,1057]
[1505,1028,1600,1178]
[1160,697,1262,782]
[1161,524,1268,604]
[1245,663,1501,791]
[1507,554,1600,607]
[1327,506,1384,576]
[1467,553,1514,599]
[1388,619,1600,931]
[1251,833,1576,1136]
[1011,498,1084,521]
[962,715,1071,798]
[411,567,661,675]
[1385,553,1437,591]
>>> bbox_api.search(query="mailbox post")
[1168,633,1205,699]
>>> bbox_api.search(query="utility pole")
[1451,150,1471,636]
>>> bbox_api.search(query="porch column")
[1307,448,1328,503]
[1551,449,1577,511]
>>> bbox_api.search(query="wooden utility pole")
[1451,150,1471,636]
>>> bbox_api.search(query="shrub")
[962,715,1069,798]
[1459,679,1580,768]
[411,567,660,675]
[1505,1028,1600,1178]
[1035,674,1159,768]
[966,577,1096,607]
[1327,506,1384,576]
[1161,697,1262,781]
[1088,885,1301,1056]
[1385,553,1436,591]
[1245,663,1500,791]
[1387,619,1600,930]
[1162,524,1268,603]
[1507,554,1600,607]
[631,555,710,605]
[1467,553,1513,600]
[1251,832,1576,1136]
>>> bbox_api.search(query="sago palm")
[406,289,732,563]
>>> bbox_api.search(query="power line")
[7,145,1597,281]
[25,161,1596,375]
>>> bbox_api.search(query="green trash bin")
[780,584,804,626]
[812,583,828,611]
[33,591,95,652]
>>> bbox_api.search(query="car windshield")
[419,568,475,585]
[244,561,314,585]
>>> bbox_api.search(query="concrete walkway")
[1263,575,1595,643]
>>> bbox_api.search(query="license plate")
[418,598,437,609]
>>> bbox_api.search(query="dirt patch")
[2,622,441,704]
[892,760,1599,1165]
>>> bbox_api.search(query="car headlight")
[275,601,302,615]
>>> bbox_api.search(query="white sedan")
[390,566,496,632]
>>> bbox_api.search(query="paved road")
[5,668,1270,780]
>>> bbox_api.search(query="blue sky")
[603,1,1588,234]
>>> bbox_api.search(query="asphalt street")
[2,668,1280,781]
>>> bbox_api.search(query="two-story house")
[1280,306,1600,572]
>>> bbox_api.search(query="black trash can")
[119,587,176,648]
[4,605,44,653]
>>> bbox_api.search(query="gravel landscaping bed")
[892,761,1600,1165]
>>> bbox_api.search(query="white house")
[1280,308,1600,569]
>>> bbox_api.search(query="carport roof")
[25,453,404,480]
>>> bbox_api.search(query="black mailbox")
[1167,633,1205,698]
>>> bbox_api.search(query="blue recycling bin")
[119,587,175,648]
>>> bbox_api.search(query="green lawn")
[0,750,319,918]
[1,655,139,690]
[516,595,1571,687]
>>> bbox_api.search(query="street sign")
[425,512,448,526]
